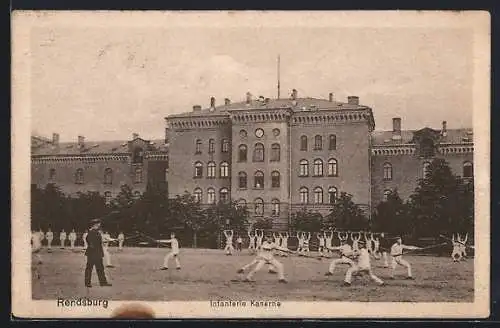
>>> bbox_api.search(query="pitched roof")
[371,128,473,146]
[31,138,168,156]
[167,97,369,119]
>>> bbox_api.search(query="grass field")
[32,247,473,302]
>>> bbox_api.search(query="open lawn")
[32,247,474,302]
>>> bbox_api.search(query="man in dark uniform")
[378,232,392,268]
[84,219,112,287]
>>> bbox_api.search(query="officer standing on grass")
[84,218,112,287]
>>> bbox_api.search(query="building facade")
[31,133,169,203]
[165,91,474,230]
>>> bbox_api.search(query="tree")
[407,158,474,237]
[290,207,323,232]
[68,191,109,232]
[372,190,411,236]
[110,184,142,233]
[253,217,273,230]
[325,192,369,230]
[167,192,205,247]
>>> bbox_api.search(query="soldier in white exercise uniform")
[343,240,384,286]
[351,232,361,253]
[459,233,468,259]
[302,232,311,256]
[68,229,77,249]
[247,230,256,254]
[316,232,325,256]
[59,229,67,249]
[45,228,54,250]
[160,232,181,270]
[364,232,374,255]
[389,237,421,279]
[451,233,464,262]
[255,229,264,250]
[324,229,334,257]
[325,232,354,276]
[118,232,125,251]
[378,232,391,267]
[32,230,43,264]
[371,233,380,259]
[38,229,45,245]
[236,235,243,252]
[82,230,88,249]
[295,231,304,255]
[280,232,289,257]
[101,231,115,268]
[237,233,290,283]
[273,232,283,257]
[223,229,235,255]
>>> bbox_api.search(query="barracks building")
[165,90,474,230]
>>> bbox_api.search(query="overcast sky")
[30,20,473,142]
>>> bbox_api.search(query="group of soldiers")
[223,228,472,285]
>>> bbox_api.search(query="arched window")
[253,143,264,162]
[383,189,392,201]
[270,143,280,162]
[299,187,309,204]
[463,161,473,178]
[133,147,144,163]
[207,188,216,204]
[238,172,247,189]
[383,163,393,181]
[219,188,229,203]
[195,139,202,154]
[254,198,264,216]
[221,139,230,153]
[313,159,324,176]
[207,162,216,178]
[254,171,264,189]
[314,187,323,204]
[328,187,338,204]
[104,168,113,185]
[327,158,338,177]
[134,167,143,183]
[329,134,337,150]
[300,135,308,151]
[75,168,84,184]
[271,171,280,188]
[194,161,203,178]
[220,162,229,178]
[299,159,309,177]
[193,188,202,203]
[271,199,280,216]
[314,135,323,150]
[423,161,431,178]
[238,144,248,162]
[208,139,215,153]
[237,199,247,208]
[48,168,56,181]
[104,191,112,205]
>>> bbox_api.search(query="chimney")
[193,105,202,112]
[347,96,359,105]
[210,97,216,108]
[224,98,231,106]
[329,93,334,102]
[392,118,402,140]
[132,133,139,140]
[441,121,447,137]
[52,133,59,146]
[246,92,252,104]
[78,135,85,148]
[291,89,298,100]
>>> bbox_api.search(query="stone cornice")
[31,151,168,163]
[166,116,231,130]
[229,108,293,123]
[371,143,474,156]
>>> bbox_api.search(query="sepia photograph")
[12,10,490,318]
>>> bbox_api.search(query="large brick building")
[165,90,473,230]
[31,133,169,203]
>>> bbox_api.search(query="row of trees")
[31,158,474,247]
